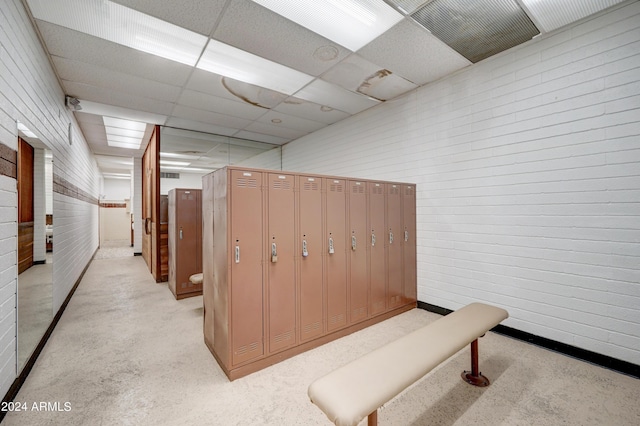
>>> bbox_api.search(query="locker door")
[230,170,264,365]
[299,176,324,342]
[402,184,417,303]
[177,189,199,295]
[349,181,368,324]
[325,178,347,332]
[369,182,386,316]
[267,173,296,353]
[386,184,402,309]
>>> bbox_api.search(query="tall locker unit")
[402,184,417,303]
[348,180,368,324]
[204,169,265,372]
[266,172,297,354]
[298,176,324,342]
[369,182,386,316]
[325,178,348,333]
[168,188,202,299]
[203,166,417,381]
[386,184,403,309]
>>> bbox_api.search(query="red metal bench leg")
[368,409,377,426]
[461,338,490,387]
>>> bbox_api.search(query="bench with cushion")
[308,302,509,426]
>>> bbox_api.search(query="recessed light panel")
[103,117,146,149]
[197,40,315,95]
[251,0,403,51]
[387,0,430,14]
[521,0,626,32]
[411,0,540,63]
[27,0,207,65]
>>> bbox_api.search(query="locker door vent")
[303,182,319,191]
[330,183,343,193]
[273,330,293,343]
[372,186,383,195]
[405,186,414,195]
[235,341,259,356]
[272,180,292,190]
[352,306,366,317]
[389,187,399,195]
[352,185,365,194]
[329,313,344,325]
[303,321,321,334]
[236,178,258,188]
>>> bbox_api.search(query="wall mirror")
[16,120,53,372]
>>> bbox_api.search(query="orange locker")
[168,188,202,300]
[386,184,403,309]
[402,184,417,304]
[325,178,348,332]
[349,180,368,324]
[298,176,324,342]
[266,173,297,353]
[369,182,386,316]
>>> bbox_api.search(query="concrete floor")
[4,245,640,425]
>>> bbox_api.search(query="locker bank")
[1,1,639,425]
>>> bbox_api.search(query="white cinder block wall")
[0,0,101,396]
[280,3,640,366]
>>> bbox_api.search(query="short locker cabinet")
[202,166,416,381]
[168,188,202,300]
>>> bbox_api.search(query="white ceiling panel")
[62,81,176,116]
[521,0,627,32]
[35,21,194,86]
[244,121,308,140]
[274,98,351,125]
[294,79,380,115]
[232,130,290,146]
[321,54,418,101]
[177,90,269,120]
[358,19,471,85]
[257,111,326,133]
[213,0,351,77]
[52,57,183,103]
[111,0,227,35]
[171,105,254,130]
[164,117,238,137]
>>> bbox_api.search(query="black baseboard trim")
[32,260,46,265]
[417,301,639,379]
[133,252,142,256]
[1,247,98,421]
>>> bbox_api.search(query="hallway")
[3,248,640,425]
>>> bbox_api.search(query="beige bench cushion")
[189,273,203,285]
[308,303,508,426]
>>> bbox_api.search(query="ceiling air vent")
[411,0,540,63]
[160,172,180,179]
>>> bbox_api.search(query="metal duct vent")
[160,172,180,179]
[411,0,540,63]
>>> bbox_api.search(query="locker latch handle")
[389,230,394,244]
[235,245,240,263]
[371,232,376,247]
[271,242,278,263]
[328,237,335,254]
[179,228,183,240]
[405,230,409,242]
[302,240,308,257]
[351,236,357,251]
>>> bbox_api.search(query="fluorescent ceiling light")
[27,0,207,66]
[251,0,403,51]
[520,0,625,32]
[17,122,37,138]
[79,100,167,124]
[160,160,190,166]
[197,40,314,95]
[103,173,131,179]
[103,117,146,150]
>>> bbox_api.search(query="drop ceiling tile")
[257,111,326,133]
[213,0,350,76]
[52,56,183,103]
[164,117,237,137]
[321,54,418,101]
[521,0,626,32]
[35,21,193,86]
[62,81,176,116]
[244,120,307,140]
[274,97,351,125]
[171,105,253,129]
[160,133,225,155]
[358,19,471,85]
[233,130,289,145]
[111,0,227,35]
[293,79,380,115]
[178,90,268,120]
